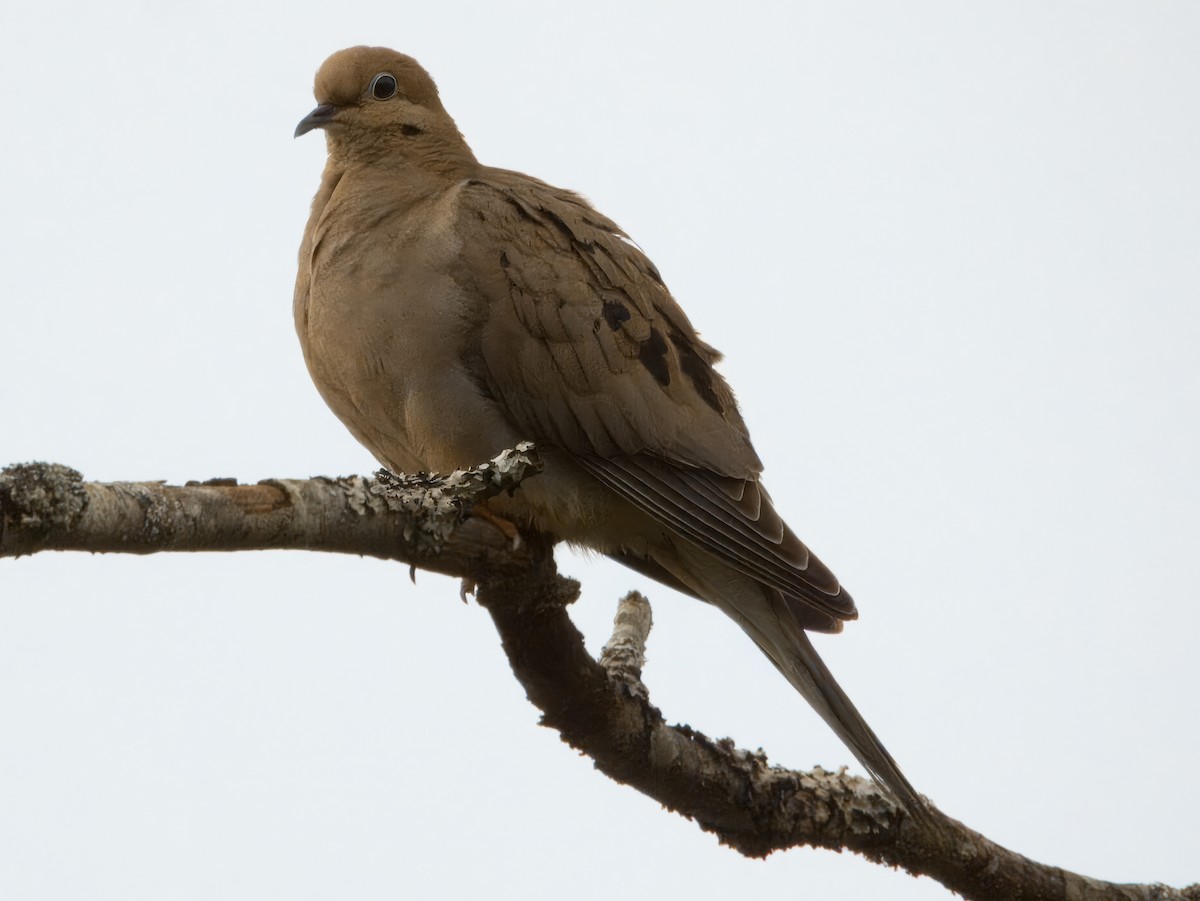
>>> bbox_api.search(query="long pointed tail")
[735,588,923,812]
[661,544,925,812]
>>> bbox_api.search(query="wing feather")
[455,170,855,626]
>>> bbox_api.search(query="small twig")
[599,590,653,698]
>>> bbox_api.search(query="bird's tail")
[667,544,924,813]
[737,590,924,812]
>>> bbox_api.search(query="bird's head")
[295,46,475,170]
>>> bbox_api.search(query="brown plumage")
[295,46,921,810]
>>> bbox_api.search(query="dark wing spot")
[401,124,424,136]
[638,327,671,387]
[602,299,631,330]
[670,329,724,413]
[499,251,510,268]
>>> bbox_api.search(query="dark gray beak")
[295,103,340,138]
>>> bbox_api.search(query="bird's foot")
[470,504,523,550]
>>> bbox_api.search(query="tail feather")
[741,590,923,812]
[663,543,924,812]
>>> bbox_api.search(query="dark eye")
[369,73,397,100]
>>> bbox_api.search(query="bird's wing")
[454,172,855,624]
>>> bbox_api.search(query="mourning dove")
[295,46,922,811]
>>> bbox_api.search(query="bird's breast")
[297,178,522,476]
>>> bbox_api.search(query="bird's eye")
[369,73,398,100]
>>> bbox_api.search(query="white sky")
[2,3,1198,899]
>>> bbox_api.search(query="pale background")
[2,3,1197,898]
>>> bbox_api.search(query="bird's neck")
[305,149,469,242]
[326,127,479,181]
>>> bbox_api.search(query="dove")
[295,46,922,811]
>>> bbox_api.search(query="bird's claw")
[470,504,523,550]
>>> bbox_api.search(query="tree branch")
[0,453,540,579]
[2,459,1196,901]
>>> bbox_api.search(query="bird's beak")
[295,103,340,138]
